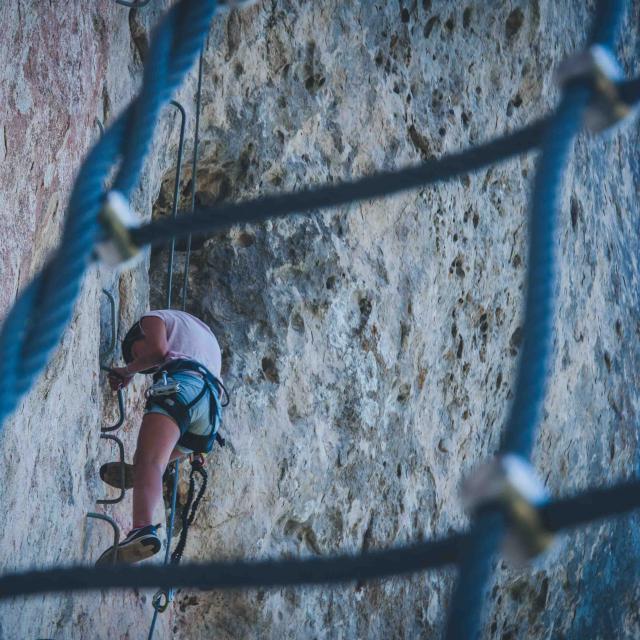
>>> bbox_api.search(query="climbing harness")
[145,359,228,454]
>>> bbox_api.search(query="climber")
[95,309,225,566]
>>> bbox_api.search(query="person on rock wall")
[95,309,225,565]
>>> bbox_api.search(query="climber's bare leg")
[132,413,180,528]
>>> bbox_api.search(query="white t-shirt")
[142,309,222,378]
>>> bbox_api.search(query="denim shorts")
[144,372,213,454]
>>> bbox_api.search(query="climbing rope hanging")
[0,1,638,638]
[147,47,205,640]
[170,456,208,566]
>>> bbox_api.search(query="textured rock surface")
[2,1,640,638]
[0,2,187,638]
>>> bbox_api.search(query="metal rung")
[86,512,120,565]
[97,434,127,505]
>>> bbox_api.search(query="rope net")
[0,1,638,638]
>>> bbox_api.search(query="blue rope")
[445,513,505,640]
[499,86,590,459]
[589,0,626,47]
[0,0,217,428]
[445,1,626,636]
[444,96,592,638]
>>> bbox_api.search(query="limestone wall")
[1,1,640,639]
[0,2,184,638]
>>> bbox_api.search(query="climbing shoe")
[99,461,135,490]
[95,524,161,567]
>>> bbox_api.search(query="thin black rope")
[171,464,208,565]
[148,48,205,640]
[127,68,640,253]
[618,75,640,105]
[130,118,548,248]
[1,478,640,599]
[147,465,179,639]
[542,478,640,532]
[0,534,463,597]
[181,49,204,312]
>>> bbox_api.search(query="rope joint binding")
[96,191,142,268]
[556,44,632,132]
[462,455,553,564]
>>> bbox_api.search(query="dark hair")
[122,321,144,364]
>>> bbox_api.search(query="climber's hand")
[108,367,133,391]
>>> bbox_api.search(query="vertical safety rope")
[182,50,204,313]
[148,47,205,640]
[170,462,208,565]
[147,462,180,639]
[166,101,187,310]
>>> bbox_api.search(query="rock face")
[1,1,640,639]
[0,2,195,638]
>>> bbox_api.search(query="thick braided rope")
[500,86,590,459]
[0,0,217,428]
[445,2,626,637]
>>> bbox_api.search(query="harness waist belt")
[148,359,227,453]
